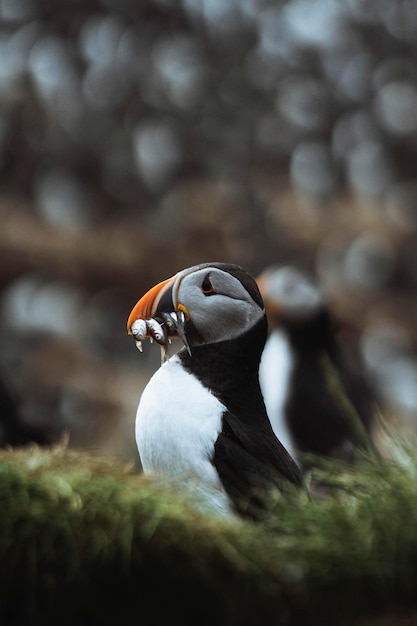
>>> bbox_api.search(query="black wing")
[213,410,304,518]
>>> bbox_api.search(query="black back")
[179,316,304,517]
[283,310,374,461]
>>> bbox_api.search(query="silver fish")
[131,312,191,364]
[145,318,166,345]
[173,310,192,356]
[131,319,147,352]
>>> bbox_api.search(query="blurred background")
[0,0,417,463]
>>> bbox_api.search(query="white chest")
[259,329,295,456]
[135,355,231,513]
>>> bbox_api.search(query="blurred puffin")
[127,262,304,518]
[258,266,375,468]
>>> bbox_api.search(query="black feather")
[179,315,304,516]
[283,310,374,460]
[214,409,303,518]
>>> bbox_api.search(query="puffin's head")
[257,265,324,327]
[127,263,265,356]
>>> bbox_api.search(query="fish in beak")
[127,273,191,363]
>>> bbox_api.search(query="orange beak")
[256,272,282,317]
[127,276,175,334]
[255,272,267,298]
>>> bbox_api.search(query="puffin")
[127,262,304,518]
[258,266,375,468]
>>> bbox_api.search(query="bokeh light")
[0,0,417,458]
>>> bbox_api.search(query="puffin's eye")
[201,274,216,296]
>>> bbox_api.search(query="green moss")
[1,439,417,625]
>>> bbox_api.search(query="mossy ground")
[1,431,417,626]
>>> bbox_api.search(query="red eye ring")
[201,274,216,295]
